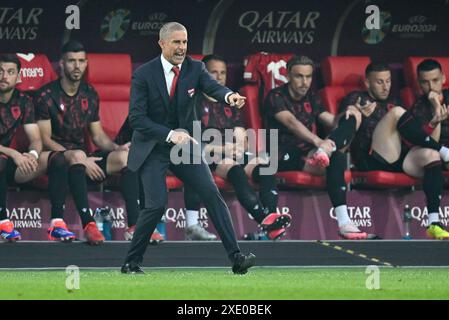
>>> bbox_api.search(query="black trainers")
[231,252,256,275]
[121,261,145,274]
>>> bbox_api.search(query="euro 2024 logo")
[101,9,131,42]
[362,5,391,45]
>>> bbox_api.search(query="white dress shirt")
[161,55,181,142]
[160,54,233,142]
[160,55,182,95]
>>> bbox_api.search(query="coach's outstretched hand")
[170,131,199,145]
[228,92,246,109]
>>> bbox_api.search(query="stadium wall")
[6,190,449,241]
[1,0,448,92]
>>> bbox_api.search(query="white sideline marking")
[1,265,449,271]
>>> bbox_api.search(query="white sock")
[186,210,199,227]
[335,205,351,227]
[439,146,449,162]
[0,219,10,224]
[428,212,440,225]
[50,218,63,227]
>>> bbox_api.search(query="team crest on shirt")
[202,106,209,126]
[202,114,209,127]
[303,102,312,113]
[224,106,232,118]
[202,114,209,126]
[59,103,65,111]
[10,105,21,120]
[187,88,195,97]
[81,98,89,111]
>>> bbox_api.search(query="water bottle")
[94,208,104,232]
[101,207,113,241]
[94,207,112,240]
[156,220,166,239]
[403,204,412,240]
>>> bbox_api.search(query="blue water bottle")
[102,207,112,241]
[156,220,166,239]
[94,207,112,240]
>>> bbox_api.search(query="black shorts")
[58,149,111,174]
[0,155,18,184]
[89,150,111,173]
[277,147,311,172]
[354,149,408,172]
[86,150,112,183]
[53,149,112,184]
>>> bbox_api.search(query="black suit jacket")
[127,55,232,171]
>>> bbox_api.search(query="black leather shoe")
[232,252,256,274]
[121,262,145,274]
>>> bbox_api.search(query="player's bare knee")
[37,156,48,171]
[423,149,440,163]
[221,158,237,167]
[115,150,129,169]
[254,156,269,166]
[65,150,87,165]
[390,106,406,120]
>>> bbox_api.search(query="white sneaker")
[338,223,368,240]
[185,224,217,240]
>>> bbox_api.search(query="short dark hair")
[286,55,314,73]
[0,54,21,72]
[417,59,442,74]
[202,54,226,65]
[365,62,390,77]
[61,40,85,55]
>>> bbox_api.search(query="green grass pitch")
[1,267,448,300]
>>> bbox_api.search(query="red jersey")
[16,53,57,91]
[243,52,293,99]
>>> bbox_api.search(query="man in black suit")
[121,22,256,274]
